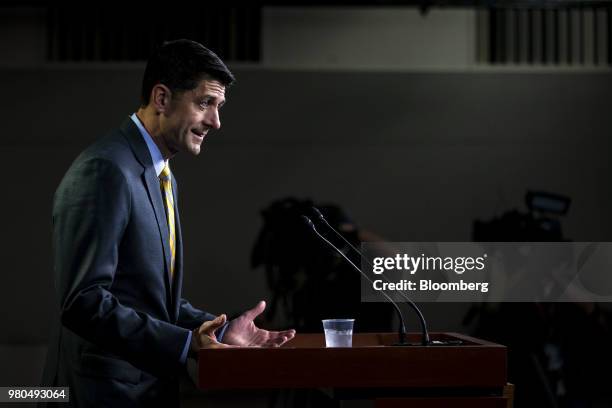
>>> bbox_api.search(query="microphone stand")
[309,207,431,346]
[302,216,409,346]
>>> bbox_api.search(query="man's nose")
[204,108,221,130]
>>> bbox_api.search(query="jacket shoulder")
[76,129,138,170]
[54,127,142,204]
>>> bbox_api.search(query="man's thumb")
[200,314,227,335]
[212,314,227,327]
[243,300,266,321]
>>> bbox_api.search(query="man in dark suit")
[41,39,295,407]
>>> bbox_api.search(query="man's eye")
[199,101,210,109]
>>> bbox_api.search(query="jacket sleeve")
[53,157,190,378]
[176,298,217,330]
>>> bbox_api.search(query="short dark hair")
[140,39,235,106]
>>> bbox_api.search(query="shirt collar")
[130,113,168,177]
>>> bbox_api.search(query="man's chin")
[189,145,202,156]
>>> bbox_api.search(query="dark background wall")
[1,66,611,388]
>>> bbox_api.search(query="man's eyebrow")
[198,94,226,105]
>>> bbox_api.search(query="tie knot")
[160,165,171,181]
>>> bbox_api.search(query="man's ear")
[151,84,172,114]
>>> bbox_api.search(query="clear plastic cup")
[322,319,355,347]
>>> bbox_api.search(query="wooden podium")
[198,332,513,407]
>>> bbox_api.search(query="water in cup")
[324,329,353,347]
[322,319,354,347]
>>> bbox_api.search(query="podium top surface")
[284,332,502,348]
[197,332,507,390]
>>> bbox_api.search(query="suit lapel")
[120,118,174,302]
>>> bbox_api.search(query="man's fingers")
[278,330,296,346]
[242,300,266,321]
[268,338,285,347]
[208,342,238,349]
[262,329,296,347]
[265,335,289,347]
[281,329,296,340]
[273,329,296,340]
[200,341,239,350]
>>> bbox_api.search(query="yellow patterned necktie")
[159,165,176,278]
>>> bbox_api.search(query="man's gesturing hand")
[223,301,296,347]
[190,314,233,354]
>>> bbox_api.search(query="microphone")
[301,215,408,346]
[309,207,431,346]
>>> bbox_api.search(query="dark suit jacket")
[40,118,216,407]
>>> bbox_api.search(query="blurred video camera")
[473,191,571,242]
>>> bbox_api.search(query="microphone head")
[301,215,315,229]
[311,206,325,220]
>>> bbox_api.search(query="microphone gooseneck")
[309,208,431,346]
[301,215,408,346]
